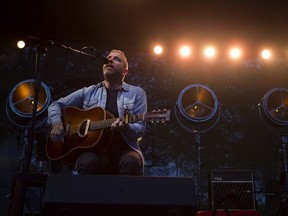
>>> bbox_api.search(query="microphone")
[100,56,109,64]
[92,49,109,64]
[26,36,54,46]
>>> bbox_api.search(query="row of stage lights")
[152,44,275,61]
[16,39,283,61]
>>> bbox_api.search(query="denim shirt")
[47,81,147,167]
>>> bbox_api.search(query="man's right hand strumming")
[50,123,65,143]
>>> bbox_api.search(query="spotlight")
[174,84,221,133]
[204,46,216,58]
[153,45,163,55]
[229,48,241,59]
[261,49,272,60]
[180,46,191,58]
[17,40,25,49]
[258,88,288,130]
[6,79,51,128]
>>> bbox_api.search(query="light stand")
[195,131,204,210]
[7,42,50,216]
[258,87,288,216]
[279,136,288,192]
[174,84,221,210]
[275,135,288,216]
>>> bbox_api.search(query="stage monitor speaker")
[209,170,256,210]
[43,174,197,216]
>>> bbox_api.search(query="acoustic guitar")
[46,106,170,163]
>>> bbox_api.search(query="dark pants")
[76,149,143,175]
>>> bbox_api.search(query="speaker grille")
[210,170,256,210]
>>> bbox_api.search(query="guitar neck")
[90,114,145,131]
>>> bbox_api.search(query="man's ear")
[123,69,128,76]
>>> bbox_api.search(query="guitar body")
[46,106,170,164]
[46,106,114,164]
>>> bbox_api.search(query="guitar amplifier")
[43,174,197,216]
[209,170,256,210]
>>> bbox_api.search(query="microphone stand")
[53,43,109,64]
[8,43,49,216]
[24,44,48,173]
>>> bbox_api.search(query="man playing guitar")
[47,49,147,175]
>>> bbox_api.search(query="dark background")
[1,0,288,215]
[1,0,288,49]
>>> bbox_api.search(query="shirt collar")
[100,81,129,92]
[121,82,130,92]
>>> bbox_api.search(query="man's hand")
[111,118,129,132]
[50,123,65,142]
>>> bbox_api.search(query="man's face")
[103,51,128,81]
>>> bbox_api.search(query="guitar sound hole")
[79,121,89,137]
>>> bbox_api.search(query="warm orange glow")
[153,45,163,55]
[229,48,241,59]
[179,46,191,57]
[204,46,216,58]
[261,49,272,59]
[15,39,287,61]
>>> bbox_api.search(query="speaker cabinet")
[210,170,256,210]
[43,174,197,216]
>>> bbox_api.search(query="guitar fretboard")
[89,114,145,131]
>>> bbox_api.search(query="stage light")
[17,40,25,49]
[180,46,191,57]
[6,79,51,128]
[229,48,241,59]
[204,46,216,58]
[261,49,272,60]
[174,84,221,133]
[258,88,288,129]
[153,45,163,55]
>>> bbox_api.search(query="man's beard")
[104,71,123,82]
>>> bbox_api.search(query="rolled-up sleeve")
[47,88,86,126]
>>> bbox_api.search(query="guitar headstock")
[145,109,171,123]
